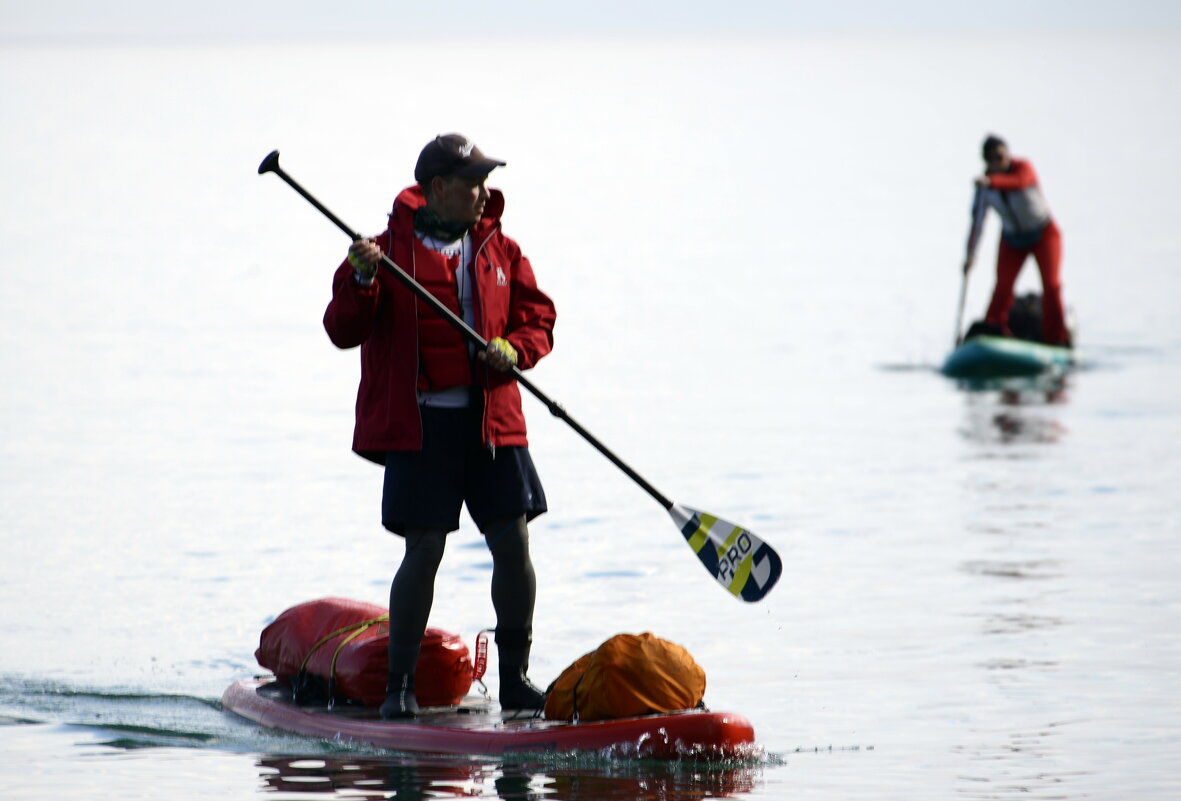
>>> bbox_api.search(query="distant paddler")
[962,135,1070,347]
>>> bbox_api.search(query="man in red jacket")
[324,134,557,718]
[963,134,1070,346]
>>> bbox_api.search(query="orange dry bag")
[543,632,707,721]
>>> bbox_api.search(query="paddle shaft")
[953,272,968,347]
[956,185,987,346]
[258,151,674,510]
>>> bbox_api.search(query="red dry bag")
[254,597,472,707]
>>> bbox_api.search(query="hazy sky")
[2,0,1179,42]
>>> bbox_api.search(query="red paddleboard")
[222,678,757,760]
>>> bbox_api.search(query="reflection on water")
[982,412,1066,445]
[959,560,1061,580]
[977,658,1058,672]
[957,375,1071,446]
[952,721,1090,796]
[951,372,1071,400]
[978,613,1063,636]
[256,753,762,800]
[952,372,1084,800]
[258,756,486,799]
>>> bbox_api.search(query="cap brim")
[454,157,506,178]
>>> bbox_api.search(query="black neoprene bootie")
[379,673,419,719]
[499,669,546,711]
[496,628,546,711]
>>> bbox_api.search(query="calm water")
[1,33,1179,799]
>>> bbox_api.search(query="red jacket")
[981,158,1053,246]
[323,185,556,464]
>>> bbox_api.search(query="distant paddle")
[956,185,987,346]
[953,272,968,348]
[258,150,782,603]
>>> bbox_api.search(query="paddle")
[956,185,987,346]
[953,272,968,348]
[258,150,782,603]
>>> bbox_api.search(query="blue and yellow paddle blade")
[669,504,782,602]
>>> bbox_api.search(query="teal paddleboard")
[942,335,1075,379]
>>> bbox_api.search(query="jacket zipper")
[471,225,499,455]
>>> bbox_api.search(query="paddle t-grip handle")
[257,150,362,242]
[258,150,282,176]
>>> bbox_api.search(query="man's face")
[984,144,1011,173]
[430,173,490,226]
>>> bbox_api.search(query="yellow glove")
[347,240,380,284]
[484,337,518,371]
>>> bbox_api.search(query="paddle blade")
[669,504,782,602]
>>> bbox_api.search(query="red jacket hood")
[388,185,506,240]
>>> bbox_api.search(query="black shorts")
[381,404,547,536]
